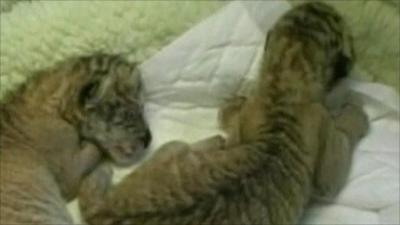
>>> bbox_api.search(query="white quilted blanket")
[70,1,400,224]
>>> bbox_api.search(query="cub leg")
[218,96,247,146]
[149,135,226,164]
[78,135,226,224]
[313,95,369,200]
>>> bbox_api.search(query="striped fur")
[79,3,368,225]
[0,55,150,224]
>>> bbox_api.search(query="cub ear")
[331,31,356,86]
[331,51,352,87]
[79,81,101,109]
[335,52,352,77]
[341,31,356,61]
[264,31,271,51]
[115,62,142,95]
[129,67,143,95]
[132,67,143,92]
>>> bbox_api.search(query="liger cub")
[79,2,368,225]
[0,54,151,224]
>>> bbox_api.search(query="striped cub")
[79,2,368,225]
[0,55,151,224]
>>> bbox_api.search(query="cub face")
[77,55,151,166]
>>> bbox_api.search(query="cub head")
[73,55,151,166]
[263,2,356,100]
[298,2,356,91]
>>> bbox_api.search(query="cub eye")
[79,82,100,107]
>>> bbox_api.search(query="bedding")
[0,1,398,224]
[0,0,225,100]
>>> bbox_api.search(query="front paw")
[342,104,369,137]
[218,96,247,129]
[335,93,369,140]
[208,135,226,150]
[79,163,113,221]
[192,135,226,151]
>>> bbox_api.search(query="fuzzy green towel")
[1,0,399,100]
[0,0,225,100]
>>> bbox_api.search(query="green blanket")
[0,0,225,100]
[1,0,398,102]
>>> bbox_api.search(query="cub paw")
[335,92,369,140]
[218,96,247,129]
[191,135,227,152]
[79,163,113,220]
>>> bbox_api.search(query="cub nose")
[142,130,152,147]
